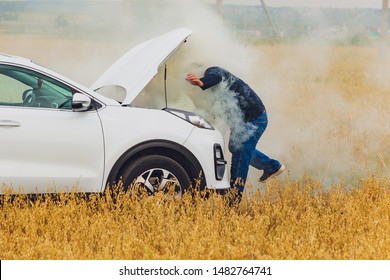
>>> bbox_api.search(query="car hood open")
[91,28,192,105]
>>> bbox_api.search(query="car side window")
[0,65,73,109]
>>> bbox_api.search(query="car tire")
[120,155,192,197]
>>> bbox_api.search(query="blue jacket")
[200,66,265,122]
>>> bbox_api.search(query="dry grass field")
[1,34,390,259]
[1,176,389,260]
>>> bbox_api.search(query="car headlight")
[164,108,214,129]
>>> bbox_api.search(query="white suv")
[0,28,229,196]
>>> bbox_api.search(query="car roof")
[0,52,33,64]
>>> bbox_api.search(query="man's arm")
[186,73,222,90]
[186,73,204,87]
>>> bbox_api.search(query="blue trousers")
[229,112,280,194]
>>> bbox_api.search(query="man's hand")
[186,73,204,87]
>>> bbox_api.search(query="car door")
[0,64,104,194]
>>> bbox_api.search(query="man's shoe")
[259,164,285,183]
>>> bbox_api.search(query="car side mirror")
[72,93,92,112]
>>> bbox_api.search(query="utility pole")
[259,0,279,38]
[216,0,223,16]
[381,0,389,39]
[380,0,389,56]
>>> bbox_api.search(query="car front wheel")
[120,155,192,197]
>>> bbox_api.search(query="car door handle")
[0,120,21,127]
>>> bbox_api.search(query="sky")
[212,0,385,9]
